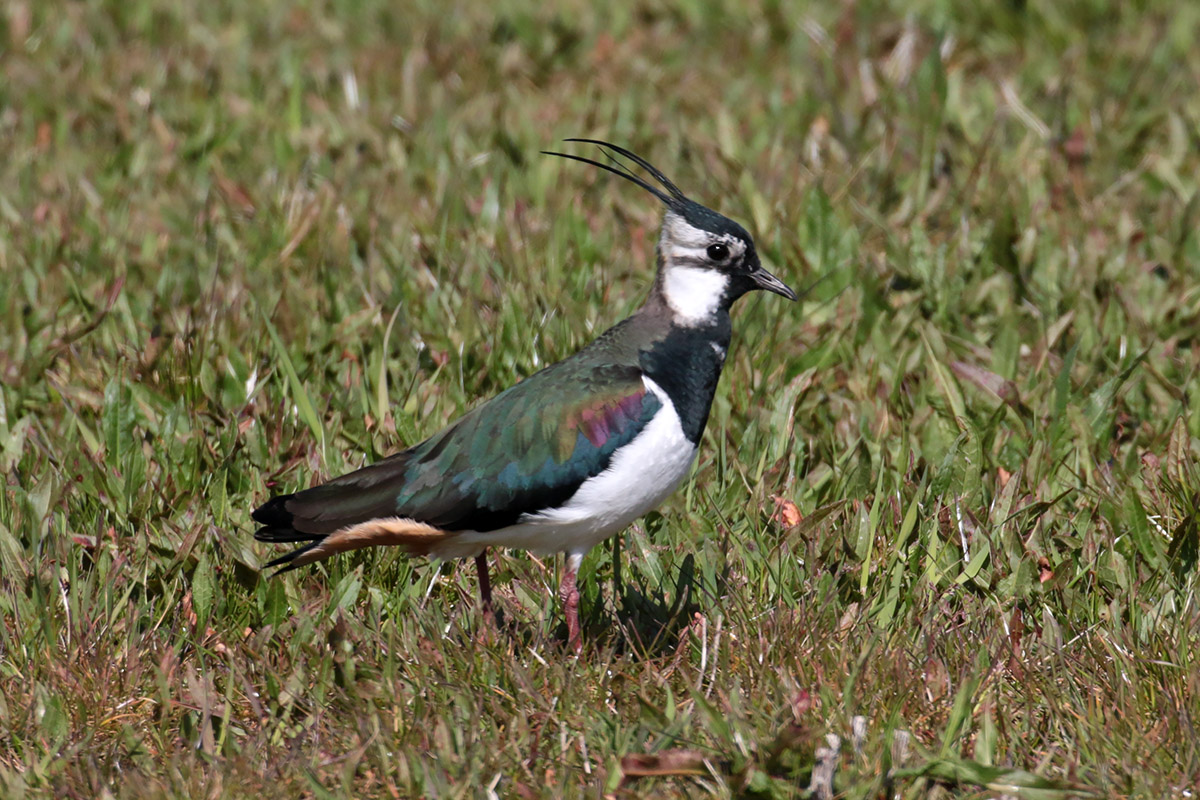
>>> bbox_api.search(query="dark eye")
[706,243,729,261]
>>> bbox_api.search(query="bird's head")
[544,139,797,326]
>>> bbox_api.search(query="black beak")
[751,265,798,301]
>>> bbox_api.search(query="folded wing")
[253,361,660,567]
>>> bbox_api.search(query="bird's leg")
[475,550,494,623]
[560,552,584,654]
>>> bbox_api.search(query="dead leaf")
[791,689,813,719]
[923,657,949,701]
[837,602,859,634]
[1166,416,1190,485]
[181,591,198,627]
[215,170,256,218]
[279,192,323,261]
[1063,125,1089,166]
[621,749,710,780]
[1007,606,1025,680]
[951,360,1020,406]
[772,496,802,528]
[590,33,616,66]
[1038,556,1053,584]
[777,500,848,550]
[513,782,538,800]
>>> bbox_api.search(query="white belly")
[429,377,697,559]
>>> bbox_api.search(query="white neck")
[660,265,728,326]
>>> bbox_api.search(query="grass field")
[3,0,1200,796]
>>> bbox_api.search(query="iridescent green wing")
[396,361,660,530]
[261,361,661,536]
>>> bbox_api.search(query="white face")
[658,211,746,325]
[662,266,729,325]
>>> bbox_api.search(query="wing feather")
[253,361,660,541]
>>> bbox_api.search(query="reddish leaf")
[772,496,802,528]
[1063,125,1089,166]
[792,689,813,718]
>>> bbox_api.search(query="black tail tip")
[253,493,320,573]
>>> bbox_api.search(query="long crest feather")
[541,139,686,208]
[564,138,686,200]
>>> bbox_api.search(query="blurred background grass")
[2,0,1199,796]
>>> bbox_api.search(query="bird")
[252,139,797,652]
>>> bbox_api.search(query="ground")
[2,0,1199,797]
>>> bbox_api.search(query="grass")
[2,0,1200,796]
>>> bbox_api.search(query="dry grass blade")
[619,749,712,780]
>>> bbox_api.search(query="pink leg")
[560,553,583,653]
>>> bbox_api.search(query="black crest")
[543,139,748,240]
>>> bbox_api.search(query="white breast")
[431,377,697,560]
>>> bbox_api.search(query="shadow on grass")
[475,564,701,658]
[572,538,703,659]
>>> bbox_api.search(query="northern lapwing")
[253,139,797,652]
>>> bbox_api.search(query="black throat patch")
[638,316,733,443]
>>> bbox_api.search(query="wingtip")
[252,494,294,527]
[263,542,319,573]
[254,526,321,544]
